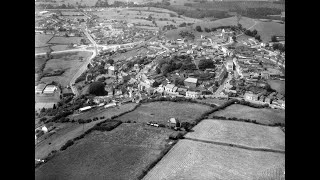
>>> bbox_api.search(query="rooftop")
[184,77,198,84]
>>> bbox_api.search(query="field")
[39,51,92,87]
[114,101,213,124]
[209,104,285,124]
[251,20,285,42]
[268,79,285,95]
[35,46,51,54]
[51,44,72,51]
[35,55,48,73]
[185,119,285,151]
[48,36,83,44]
[35,103,137,160]
[35,34,54,47]
[143,139,285,180]
[35,123,175,180]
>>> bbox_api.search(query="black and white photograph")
[35,0,285,179]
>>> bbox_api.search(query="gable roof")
[184,77,197,84]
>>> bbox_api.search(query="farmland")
[114,101,213,124]
[35,123,176,180]
[143,139,285,180]
[35,34,54,47]
[185,119,285,151]
[209,104,285,125]
[39,51,92,87]
[48,36,83,44]
[35,103,137,160]
[268,79,285,95]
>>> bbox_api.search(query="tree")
[174,78,185,86]
[271,35,278,42]
[195,26,202,32]
[252,29,258,36]
[88,82,107,96]
[204,27,211,33]
[161,64,171,75]
[236,13,242,27]
[198,59,215,70]
[255,34,261,42]
[107,59,114,65]
[232,36,236,42]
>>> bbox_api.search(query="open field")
[209,104,285,124]
[35,123,175,180]
[40,51,92,87]
[268,79,285,95]
[143,139,285,180]
[35,103,137,160]
[252,20,285,42]
[48,36,83,44]
[35,93,60,103]
[114,101,213,124]
[35,55,48,73]
[35,46,51,54]
[35,34,54,47]
[185,119,285,151]
[51,44,72,51]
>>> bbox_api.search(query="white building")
[186,91,200,99]
[43,85,57,94]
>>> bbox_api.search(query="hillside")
[165,16,284,42]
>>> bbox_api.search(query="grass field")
[185,119,285,151]
[51,44,72,51]
[35,46,51,54]
[48,36,83,44]
[252,20,285,42]
[35,34,54,47]
[143,139,285,180]
[209,104,285,124]
[35,55,48,73]
[114,101,213,124]
[35,103,137,160]
[268,79,285,95]
[40,51,92,87]
[35,123,175,180]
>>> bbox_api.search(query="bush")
[169,132,185,140]
[60,140,74,151]
[39,117,47,123]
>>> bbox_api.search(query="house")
[35,83,47,94]
[108,66,116,76]
[164,84,176,94]
[184,77,198,88]
[62,88,74,97]
[260,72,270,80]
[264,97,271,104]
[186,90,200,99]
[244,92,258,101]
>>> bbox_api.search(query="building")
[225,59,234,72]
[164,84,177,94]
[62,88,74,97]
[184,78,198,88]
[79,106,92,112]
[35,83,47,94]
[108,66,116,76]
[43,85,58,94]
[244,92,258,101]
[167,118,180,128]
[186,90,200,99]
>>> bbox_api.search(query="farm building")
[35,83,47,94]
[62,88,74,97]
[167,118,180,128]
[79,106,92,112]
[43,85,58,94]
[184,78,198,88]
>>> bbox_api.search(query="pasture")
[143,139,285,180]
[268,79,285,95]
[40,51,92,87]
[209,104,285,125]
[35,123,175,180]
[35,103,137,161]
[185,119,285,151]
[48,36,83,44]
[35,34,53,47]
[114,101,213,124]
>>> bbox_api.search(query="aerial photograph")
[35,0,285,179]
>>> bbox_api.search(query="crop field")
[35,103,137,160]
[114,101,213,124]
[48,36,83,44]
[35,123,175,180]
[35,34,54,47]
[268,79,285,95]
[185,119,285,151]
[35,55,48,73]
[143,139,285,180]
[210,104,285,125]
[40,51,92,87]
